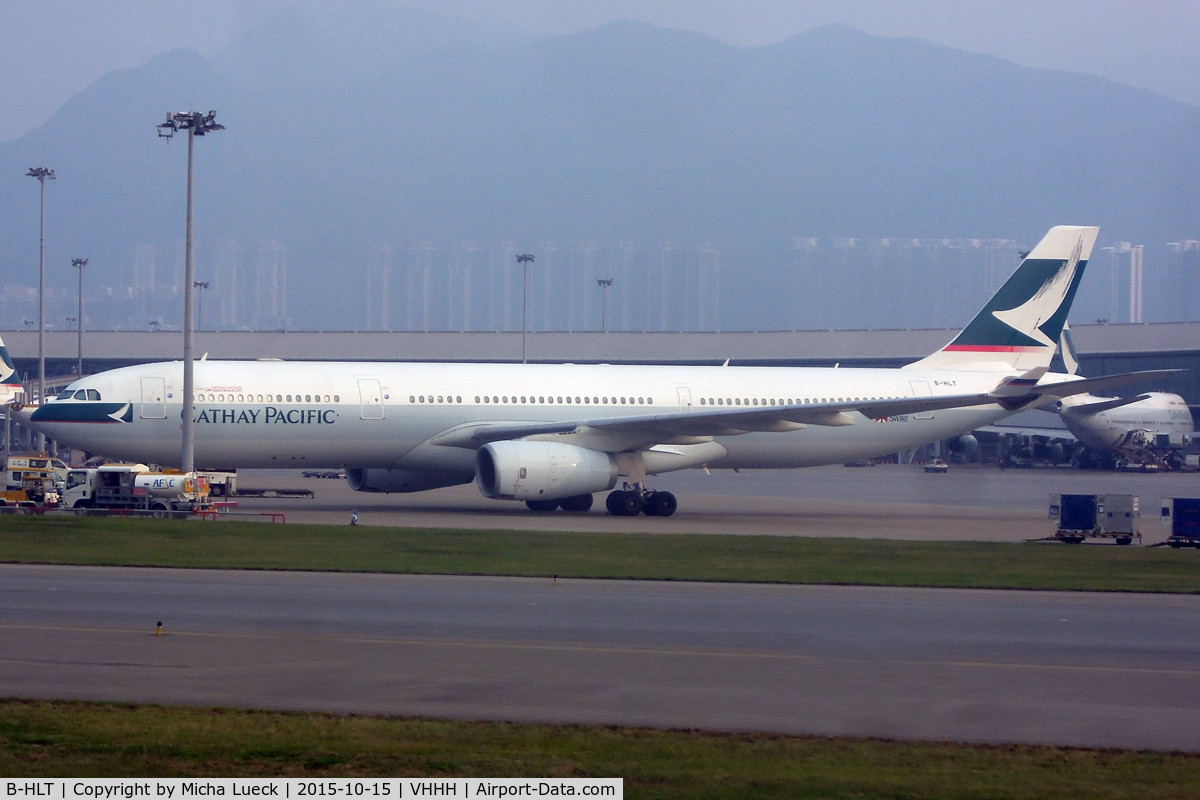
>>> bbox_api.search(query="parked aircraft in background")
[19,225,1177,515]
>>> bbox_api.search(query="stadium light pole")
[596,278,613,332]
[194,281,209,331]
[516,253,534,364]
[26,167,54,449]
[158,111,224,473]
[71,258,87,377]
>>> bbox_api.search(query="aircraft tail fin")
[906,225,1099,372]
[0,335,26,408]
[0,336,20,387]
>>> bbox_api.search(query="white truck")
[64,464,212,516]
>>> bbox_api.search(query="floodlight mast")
[516,254,534,364]
[194,281,209,331]
[72,258,88,377]
[158,111,224,472]
[596,278,613,332]
[26,167,54,450]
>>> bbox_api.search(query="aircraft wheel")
[606,490,643,516]
[644,491,677,517]
[525,499,560,512]
[559,494,594,513]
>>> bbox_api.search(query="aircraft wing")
[1019,370,1182,400]
[1065,394,1151,416]
[430,368,1183,450]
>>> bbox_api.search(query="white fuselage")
[1059,392,1194,452]
[29,360,1018,485]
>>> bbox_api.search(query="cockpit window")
[73,390,87,399]
[87,389,101,401]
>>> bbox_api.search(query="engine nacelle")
[346,467,472,494]
[476,441,618,501]
[947,434,979,458]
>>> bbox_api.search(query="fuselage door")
[677,386,693,411]
[140,377,166,419]
[909,379,934,420]
[357,378,385,420]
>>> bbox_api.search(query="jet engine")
[476,441,618,501]
[946,434,979,461]
[346,467,472,494]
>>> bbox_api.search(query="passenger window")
[637,397,644,404]
[493,396,499,403]
[456,396,462,403]
[700,398,706,405]
[334,395,340,402]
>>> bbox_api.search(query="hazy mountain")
[0,3,1197,331]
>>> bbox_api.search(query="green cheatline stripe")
[1,516,1198,593]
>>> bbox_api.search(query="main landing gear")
[605,485,677,517]
[523,486,678,517]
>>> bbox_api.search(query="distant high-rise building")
[211,239,241,329]
[693,243,720,332]
[255,239,288,328]
[365,243,393,331]
[786,236,1021,331]
[1169,240,1200,321]
[1102,242,1145,324]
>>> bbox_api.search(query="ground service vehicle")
[0,465,60,507]
[1049,493,1139,545]
[5,454,69,490]
[64,464,211,515]
[1159,498,1200,548]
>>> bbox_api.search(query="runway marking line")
[3,622,1200,678]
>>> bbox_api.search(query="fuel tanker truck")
[63,464,211,516]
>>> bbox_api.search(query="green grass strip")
[1,516,1198,592]
[1,699,1198,798]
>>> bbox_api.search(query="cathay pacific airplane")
[17,225,1177,516]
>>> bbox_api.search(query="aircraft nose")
[10,405,36,426]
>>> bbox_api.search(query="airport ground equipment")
[0,455,61,507]
[1048,493,1139,545]
[5,453,69,490]
[64,464,211,516]
[1159,498,1200,548]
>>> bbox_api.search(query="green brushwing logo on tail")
[945,237,1086,353]
[0,342,19,385]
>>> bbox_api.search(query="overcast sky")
[3,0,1198,143]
